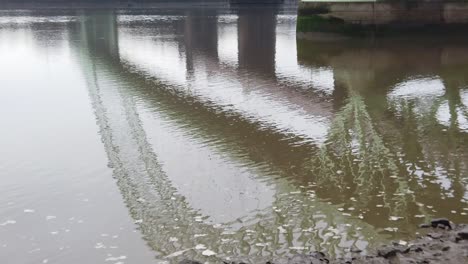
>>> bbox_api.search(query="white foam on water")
[202,249,216,256]
[0,220,16,226]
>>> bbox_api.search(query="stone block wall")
[298,1,468,26]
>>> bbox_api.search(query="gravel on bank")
[181,219,468,264]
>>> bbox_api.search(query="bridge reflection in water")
[70,8,468,263]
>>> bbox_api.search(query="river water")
[0,6,467,264]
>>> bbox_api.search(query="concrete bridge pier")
[297,0,468,36]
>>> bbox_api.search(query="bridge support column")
[297,0,468,36]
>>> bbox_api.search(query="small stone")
[457,227,468,240]
[377,246,398,258]
[430,218,452,229]
[410,245,423,252]
[427,233,442,239]
[419,223,431,228]
[398,240,408,246]
[288,254,320,264]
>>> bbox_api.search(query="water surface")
[0,6,467,264]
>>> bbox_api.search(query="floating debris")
[24,209,35,213]
[0,220,16,226]
[28,248,41,253]
[277,226,287,233]
[105,255,127,261]
[95,243,106,249]
[202,249,216,256]
[289,246,307,250]
[195,244,206,250]
[165,249,190,258]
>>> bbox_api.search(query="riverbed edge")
[181,221,468,264]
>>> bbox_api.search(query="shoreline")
[296,1,468,36]
[183,220,468,264]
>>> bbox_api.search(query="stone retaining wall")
[297,0,468,35]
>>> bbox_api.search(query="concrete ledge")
[297,0,468,35]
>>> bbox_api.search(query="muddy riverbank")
[183,220,468,264]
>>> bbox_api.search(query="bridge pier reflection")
[68,8,468,262]
[237,8,277,75]
[70,10,384,262]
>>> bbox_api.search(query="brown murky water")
[0,6,467,264]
